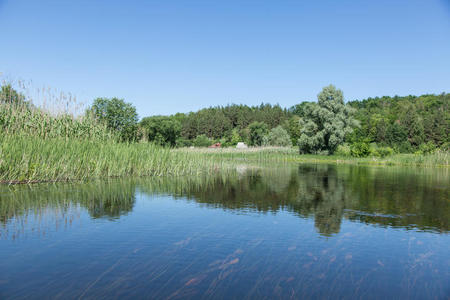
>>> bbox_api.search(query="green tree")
[283,115,301,146]
[248,121,268,146]
[90,97,138,142]
[140,116,181,147]
[298,85,357,154]
[193,134,212,147]
[0,84,27,106]
[230,128,241,145]
[263,125,292,147]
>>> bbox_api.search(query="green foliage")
[348,93,449,149]
[90,97,139,142]
[368,144,394,158]
[283,115,301,146]
[193,134,212,147]
[298,85,357,154]
[0,84,27,106]
[140,116,181,147]
[175,136,192,148]
[248,121,269,146]
[0,90,115,141]
[375,146,394,158]
[179,103,289,140]
[263,125,292,147]
[416,142,437,155]
[350,142,371,157]
[335,144,351,156]
[230,128,241,145]
[0,134,234,182]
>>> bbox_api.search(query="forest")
[138,86,449,156]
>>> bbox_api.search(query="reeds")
[0,79,447,184]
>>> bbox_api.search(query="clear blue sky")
[1,0,449,117]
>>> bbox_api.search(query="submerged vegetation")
[0,79,448,183]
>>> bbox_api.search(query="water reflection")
[1,164,448,238]
[0,181,136,239]
[140,164,449,235]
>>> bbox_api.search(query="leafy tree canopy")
[89,97,138,142]
[140,115,181,147]
[248,121,269,146]
[298,85,358,154]
[263,125,292,147]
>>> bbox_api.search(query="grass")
[0,134,235,183]
[1,136,448,183]
[176,147,449,168]
[0,81,448,184]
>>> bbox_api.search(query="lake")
[0,164,449,299]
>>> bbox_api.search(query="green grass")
[1,137,448,183]
[1,98,448,184]
[0,134,233,183]
[176,147,449,167]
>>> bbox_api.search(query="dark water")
[0,164,449,299]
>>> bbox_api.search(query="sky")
[0,0,449,117]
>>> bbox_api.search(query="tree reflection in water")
[1,164,448,239]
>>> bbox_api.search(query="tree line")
[1,83,448,155]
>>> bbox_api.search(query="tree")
[140,116,181,147]
[248,121,268,146]
[193,134,212,147]
[298,85,357,154]
[263,125,292,147]
[90,97,138,142]
[230,128,241,145]
[283,115,301,146]
[0,84,27,106]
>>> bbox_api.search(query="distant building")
[208,143,221,148]
[236,142,248,149]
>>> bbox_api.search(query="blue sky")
[1,0,449,117]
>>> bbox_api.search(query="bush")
[193,134,212,147]
[175,137,192,148]
[415,142,437,155]
[374,146,394,157]
[335,144,351,156]
[350,142,371,157]
[369,144,394,157]
[230,128,241,146]
[394,141,413,153]
[262,126,292,147]
[248,121,269,146]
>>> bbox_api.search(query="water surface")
[0,164,449,299]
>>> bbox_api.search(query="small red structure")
[208,143,221,148]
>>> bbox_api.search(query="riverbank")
[1,136,448,184]
[0,135,226,184]
[176,146,449,168]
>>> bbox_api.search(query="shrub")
[248,121,269,146]
[394,141,413,153]
[230,128,241,146]
[369,144,394,157]
[193,134,212,147]
[335,144,351,156]
[350,142,370,157]
[175,137,192,148]
[376,146,394,157]
[262,126,292,147]
[415,142,437,155]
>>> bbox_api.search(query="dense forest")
[1,83,449,156]
[137,87,449,155]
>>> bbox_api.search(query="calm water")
[0,164,449,299]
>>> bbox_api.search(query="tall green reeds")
[0,81,227,182]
